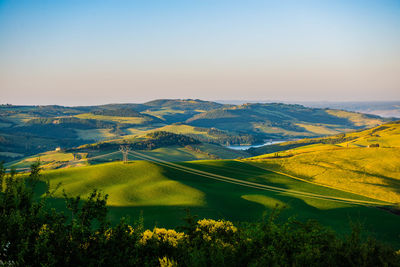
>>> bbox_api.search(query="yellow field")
[247,122,400,204]
[339,122,400,148]
[147,124,216,139]
[253,123,316,137]
[141,108,186,120]
[75,129,117,140]
[325,109,384,127]
[294,123,343,135]
[75,113,147,124]
[6,113,37,125]
[9,151,84,169]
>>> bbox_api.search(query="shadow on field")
[34,162,400,248]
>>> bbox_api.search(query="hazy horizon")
[1,0,400,105]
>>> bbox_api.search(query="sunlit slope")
[44,161,204,206]
[339,122,400,148]
[247,122,400,203]
[40,160,400,246]
[250,121,400,156]
[7,150,85,170]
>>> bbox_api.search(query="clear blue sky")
[1,0,399,105]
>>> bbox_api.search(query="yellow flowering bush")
[38,224,54,236]
[194,219,238,248]
[140,228,186,248]
[158,256,177,267]
[196,219,237,239]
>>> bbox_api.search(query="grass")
[248,122,400,204]
[247,147,400,204]
[149,124,214,138]
[75,129,117,141]
[325,109,384,128]
[340,122,400,148]
[8,151,84,170]
[75,113,148,124]
[294,123,343,135]
[44,161,204,207]
[141,108,187,121]
[10,140,248,170]
[38,160,400,247]
[5,113,37,125]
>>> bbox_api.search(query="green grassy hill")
[247,122,400,204]
[8,130,249,170]
[38,160,400,247]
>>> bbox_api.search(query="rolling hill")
[0,100,390,163]
[186,103,386,138]
[247,121,400,204]
[8,131,250,170]
[36,159,400,247]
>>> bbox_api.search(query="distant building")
[55,147,61,151]
[368,143,379,148]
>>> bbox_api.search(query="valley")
[2,100,400,248]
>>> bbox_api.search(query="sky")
[1,0,400,105]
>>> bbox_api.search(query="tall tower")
[119,145,131,163]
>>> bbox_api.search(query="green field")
[39,159,400,247]
[10,141,248,170]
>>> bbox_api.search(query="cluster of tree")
[92,108,143,118]
[188,127,263,145]
[84,131,201,151]
[315,134,358,145]
[27,117,116,129]
[370,125,390,135]
[0,105,87,117]
[141,131,201,149]
[144,99,224,111]
[0,162,399,266]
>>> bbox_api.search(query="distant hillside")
[143,99,224,111]
[140,99,225,124]
[0,100,391,162]
[186,103,386,138]
[147,124,264,145]
[296,101,400,118]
